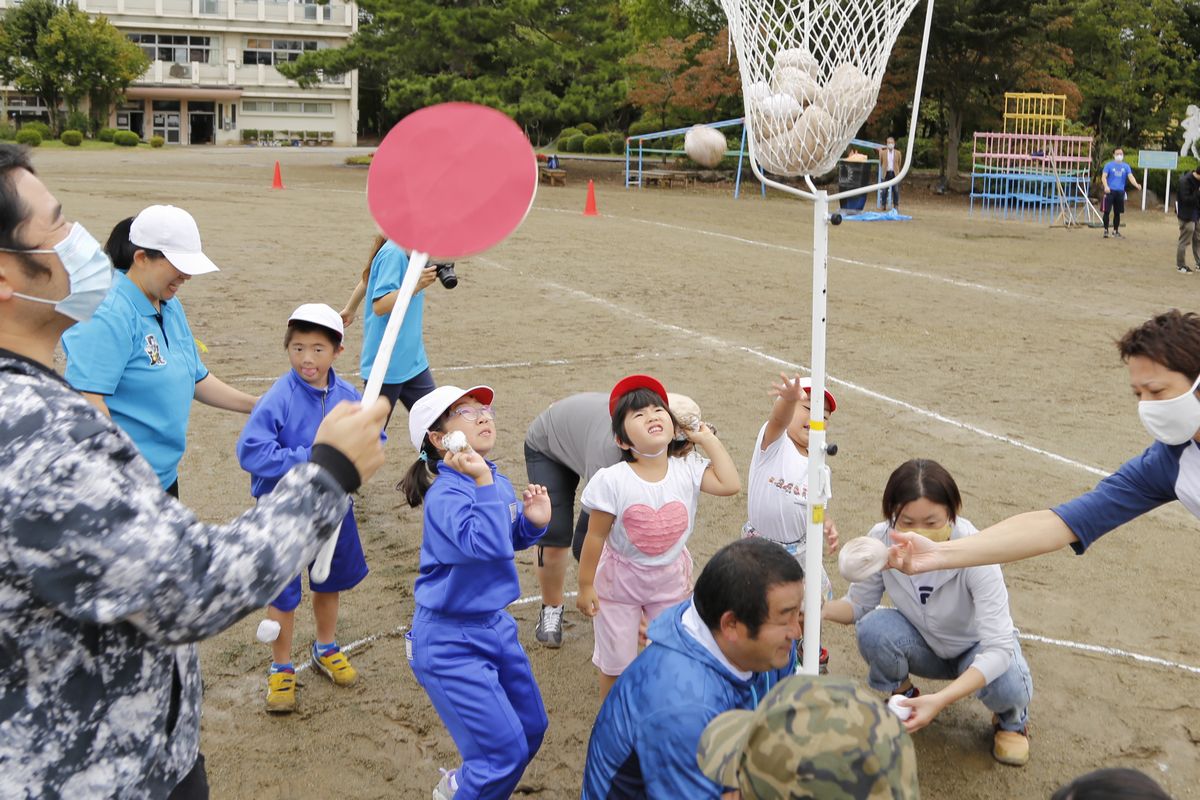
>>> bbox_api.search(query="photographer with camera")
[340,236,454,427]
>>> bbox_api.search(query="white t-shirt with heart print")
[581,452,710,567]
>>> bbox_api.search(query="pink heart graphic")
[622,501,689,556]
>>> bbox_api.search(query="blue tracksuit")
[409,461,548,800]
[582,601,797,799]
[236,367,369,608]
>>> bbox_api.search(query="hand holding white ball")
[838,536,889,582]
[442,429,469,454]
[888,694,913,721]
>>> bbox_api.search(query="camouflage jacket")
[0,350,352,799]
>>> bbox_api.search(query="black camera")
[433,262,457,289]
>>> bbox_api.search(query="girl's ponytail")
[360,234,387,284]
[398,435,442,507]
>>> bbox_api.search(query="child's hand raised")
[824,517,840,553]
[522,484,551,527]
[445,449,492,483]
[682,421,718,443]
[769,371,807,404]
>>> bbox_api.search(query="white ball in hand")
[443,429,469,454]
[838,536,889,582]
[888,695,913,721]
[256,619,281,643]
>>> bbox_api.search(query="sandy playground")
[34,146,1200,799]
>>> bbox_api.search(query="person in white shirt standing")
[824,458,1034,767]
[744,373,840,670]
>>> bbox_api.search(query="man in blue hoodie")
[581,537,804,799]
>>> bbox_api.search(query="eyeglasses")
[449,405,495,422]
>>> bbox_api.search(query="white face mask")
[1137,374,1200,445]
[1,223,113,322]
[1114,153,1125,162]
[887,143,895,150]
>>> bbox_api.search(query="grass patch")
[345,153,373,166]
[35,138,150,150]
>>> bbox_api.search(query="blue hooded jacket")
[581,600,797,799]
[414,461,546,616]
[237,367,366,498]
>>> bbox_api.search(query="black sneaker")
[535,604,563,648]
[1179,265,1194,274]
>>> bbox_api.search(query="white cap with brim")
[130,204,220,276]
[408,384,495,451]
[288,303,344,338]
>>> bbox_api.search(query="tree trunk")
[945,105,962,181]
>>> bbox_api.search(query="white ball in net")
[684,125,727,168]
[788,104,836,173]
[838,536,889,582]
[775,46,819,78]
[443,429,469,454]
[751,92,801,142]
[818,63,876,122]
[667,393,703,432]
[256,619,281,643]
[744,80,771,105]
[772,65,820,107]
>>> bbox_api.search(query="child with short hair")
[576,375,741,702]
[236,303,372,713]
[744,372,841,670]
[401,384,552,800]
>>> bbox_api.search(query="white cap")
[288,303,344,339]
[130,205,220,276]
[408,384,494,451]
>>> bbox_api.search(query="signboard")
[1138,150,1179,170]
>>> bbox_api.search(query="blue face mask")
[2,223,114,322]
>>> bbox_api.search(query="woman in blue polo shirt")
[62,205,257,496]
[339,236,440,426]
[891,309,1200,572]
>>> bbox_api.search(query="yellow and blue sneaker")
[265,665,297,714]
[311,641,358,687]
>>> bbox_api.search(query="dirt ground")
[34,146,1200,799]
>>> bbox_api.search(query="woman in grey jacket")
[824,459,1034,767]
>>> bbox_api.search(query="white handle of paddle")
[310,250,428,584]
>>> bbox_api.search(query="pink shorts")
[592,547,692,676]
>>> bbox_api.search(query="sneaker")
[433,768,459,800]
[311,642,358,686]
[894,683,921,699]
[818,647,829,675]
[1113,231,1124,239]
[1103,230,1109,238]
[265,669,297,714]
[992,720,1030,766]
[1179,265,1194,274]
[535,604,564,648]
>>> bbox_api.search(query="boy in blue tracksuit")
[582,538,804,799]
[237,303,372,713]
[399,384,552,800]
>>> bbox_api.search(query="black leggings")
[375,367,437,429]
[1104,190,1126,231]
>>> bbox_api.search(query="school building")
[0,0,358,146]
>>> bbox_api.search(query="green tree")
[0,0,65,132]
[619,0,723,44]
[278,0,634,141]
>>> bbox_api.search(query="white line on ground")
[290,592,1200,679]
[475,256,1111,478]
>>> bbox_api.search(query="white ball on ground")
[684,125,727,168]
[772,66,821,107]
[838,535,889,582]
[443,429,469,454]
[256,619,281,643]
[888,694,913,721]
[775,46,819,77]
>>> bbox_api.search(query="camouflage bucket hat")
[697,675,920,800]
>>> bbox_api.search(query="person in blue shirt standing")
[237,303,376,714]
[400,384,551,800]
[1101,147,1141,239]
[62,205,258,496]
[339,236,441,427]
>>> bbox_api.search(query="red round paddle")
[312,103,537,584]
[367,101,538,259]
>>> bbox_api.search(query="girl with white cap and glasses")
[62,204,258,496]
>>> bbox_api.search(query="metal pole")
[800,190,830,676]
[1165,170,1171,214]
[1142,168,1148,211]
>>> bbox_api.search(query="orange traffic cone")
[271,160,284,190]
[583,179,598,216]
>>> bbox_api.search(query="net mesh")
[720,0,922,178]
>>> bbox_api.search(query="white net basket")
[720,0,922,177]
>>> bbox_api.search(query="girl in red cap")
[576,375,741,701]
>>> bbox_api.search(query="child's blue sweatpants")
[410,606,547,800]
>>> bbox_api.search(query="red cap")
[798,377,837,413]
[609,374,669,416]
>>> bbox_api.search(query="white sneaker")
[433,768,458,800]
[535,604,564,648]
